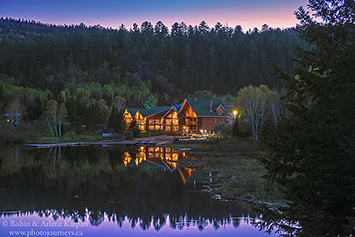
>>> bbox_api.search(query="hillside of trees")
[0,18,307,99]
[0,17,307,136]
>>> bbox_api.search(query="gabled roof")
[162,106,178,118]
[126,108,139,117]
[142,106,171,117]
[172,106,179,113]
[126,106,171,118]
[216,104,225,111]
[181,98,228,117]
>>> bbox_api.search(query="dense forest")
[0,18,306,101]
[0,17,306,134]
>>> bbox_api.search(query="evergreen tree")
[260,1,355,236]
[128,118,140,138]
[108,106,125,133]
[0,17,306,100]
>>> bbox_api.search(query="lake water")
[0,145,278,236]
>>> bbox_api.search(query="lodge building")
[124,98,229,134]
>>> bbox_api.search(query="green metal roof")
[185,98,227,117]
[127,106,171,118]
[127,108,139,117]
[172,106,179,113]
[145,106,171,117]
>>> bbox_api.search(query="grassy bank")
[137,130,177,138]
[0,127,25,144]
[35,134,101,143]
[171,138,284,206]
[0,128,101,144]
[0,123,37,144]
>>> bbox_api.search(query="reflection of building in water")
[178,166,194,184]
[123,146,195,183]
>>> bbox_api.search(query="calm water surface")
[0,145,277,236]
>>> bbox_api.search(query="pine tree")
[108,106,125,133]
[128,118,140,138]
[260,1,355,236]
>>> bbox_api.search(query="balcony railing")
[185,119,197,125]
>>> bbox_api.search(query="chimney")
[209,100,213,112]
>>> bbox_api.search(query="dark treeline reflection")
[0,145,257,231]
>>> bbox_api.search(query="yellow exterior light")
[7,119,10,123]
[233,110,238,119]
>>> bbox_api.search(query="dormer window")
[216,104,225,116]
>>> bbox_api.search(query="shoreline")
[168,140,285,208]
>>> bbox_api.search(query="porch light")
[233,110,238,119]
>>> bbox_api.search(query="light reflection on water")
[122,146,196,183]
[0,145,277,236]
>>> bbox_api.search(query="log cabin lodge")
[124,98,230,134]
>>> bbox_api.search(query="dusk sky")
[1,0,309,31]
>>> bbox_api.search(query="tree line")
[0,18,308,99]
[0,18,305,101]
[0,17,306,136]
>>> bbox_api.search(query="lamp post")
[233,110,237,119]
